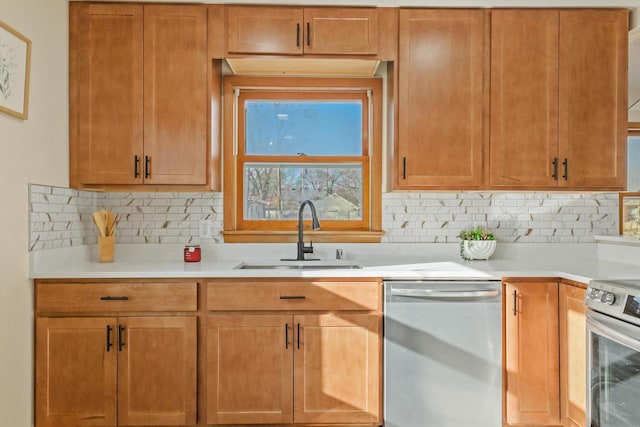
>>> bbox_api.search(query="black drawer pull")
[134,155,140,178]
[100,296,129,301]
[280,295,306,300]
[118,325,125,352]
[106,325,113,352]
[285,323,289,349]
[144,155,151,179]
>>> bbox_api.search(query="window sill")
[221,230,385,243]
[594,234,640,246]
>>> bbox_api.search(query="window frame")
[222,76,383,243]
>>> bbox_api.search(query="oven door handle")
[390,289,499,299]
[587,310,640,353]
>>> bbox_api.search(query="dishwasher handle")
[389,288,499,299]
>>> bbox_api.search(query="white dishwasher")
[383,280,502,427]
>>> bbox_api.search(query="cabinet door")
[397,9,485,189]
[303,8,378,55]
[143,5,208,185]
[293,314,380,424]
[226,6,303,55]
[504,281,560,425]
[490,10,559,188]
[117,317,197,426]
[207,315,293,425]
[35,317,117,427]
[558,10,627,189]
[73,3,144,186]
[559,284,587,427]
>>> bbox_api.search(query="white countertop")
[28,241,640,283]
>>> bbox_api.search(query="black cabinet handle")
[306,22,310,46]
[118,325,125,352]
[512,290,517,316]
[106,325,113,352]
[402,157,407,180]
[562,158,568,181]
[285,323,289,349]
[297,323,301,349]
[296,23,300,47]
[100,296,129,301]
[144,155,150,179]
[280,295,306,300]
[552,158,558,180]
[134,155,140,178]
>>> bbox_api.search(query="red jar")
[184,245,201,262]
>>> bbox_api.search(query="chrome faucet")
[294,200,321,261]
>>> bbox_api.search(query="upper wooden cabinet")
[490,9,627,190]
[395,9,486,189]
[558,10,627,190]
[69,3,210,190]
[490,10,559,188]
[225,6,380,56]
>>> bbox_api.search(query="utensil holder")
[98,236,115,263]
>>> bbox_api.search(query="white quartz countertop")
[29,241,640,284]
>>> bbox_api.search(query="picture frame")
[0,20,31,119]
[619,192,640,238]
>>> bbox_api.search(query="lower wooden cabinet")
[559,284,587,427]
[207,313,380,425]
[36,316,197,427]
[207,315,293,425]
[504,280,561,426]
[206,278,382,426]
[34,280,198,427]
[294,314,380,425]
[36,317,117,427]
[504,280,587,427]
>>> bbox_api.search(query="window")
[629,128,640,191]
[222,77,383,243]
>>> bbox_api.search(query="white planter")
[461,239,496,260]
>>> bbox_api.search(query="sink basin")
[234,261,363,270]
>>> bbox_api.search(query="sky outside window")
[245,101,363,156]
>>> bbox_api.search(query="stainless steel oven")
[585,280,640,427]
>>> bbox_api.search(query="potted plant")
[458,227,496,261]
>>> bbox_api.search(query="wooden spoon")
[93,211,107,237]
[106,211,114,236]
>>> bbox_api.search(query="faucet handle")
[303,241,314,254]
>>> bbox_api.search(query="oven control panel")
[587,279,640,327]
[587,288,616,305]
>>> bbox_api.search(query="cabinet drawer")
[36,282,197,313]
[207,280,379,311]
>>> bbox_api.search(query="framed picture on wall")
[0,20,31,119]
[619,192,640,238]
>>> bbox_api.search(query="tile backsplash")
[28,184,618,251]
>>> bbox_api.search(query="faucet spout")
[296,200,321,261]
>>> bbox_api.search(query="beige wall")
[0,0,68,425]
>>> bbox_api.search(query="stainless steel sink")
[234,261,363,270]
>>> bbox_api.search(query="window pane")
[629,136,640,191]
[244,163,363,221]
[245,101,363,156]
